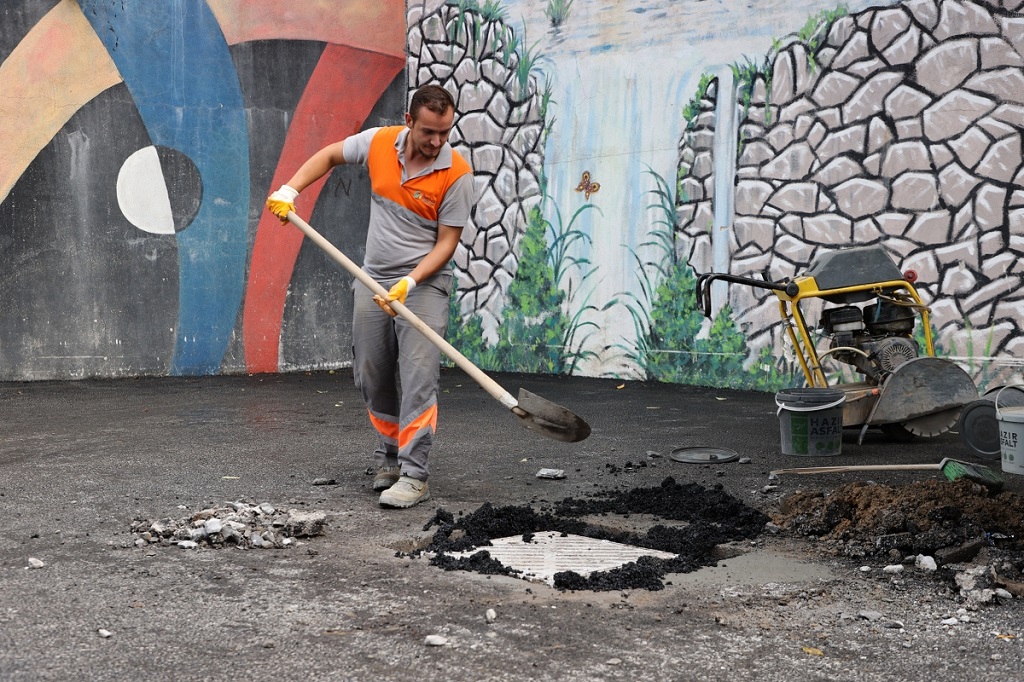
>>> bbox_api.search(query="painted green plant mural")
[614,168,796,390]
[441,1,597,375]
[545,0,574,29]
[445,0,546,99]
[731,56,768,146]
[681,72,714,133]
[446,199,600,375]
[798,4,849,72]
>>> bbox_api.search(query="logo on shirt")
[412,190,437,207]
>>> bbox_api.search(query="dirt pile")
[772,478,1024,602]
[773,479,1024,559]
[414,477,769,591]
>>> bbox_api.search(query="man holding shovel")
[266,85,474,509]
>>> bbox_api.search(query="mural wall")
[2,0,1023,393]
[427,0,1024,392]
[0,0,406,379]
[676,0,1024,391]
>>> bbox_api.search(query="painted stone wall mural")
[677,0,1024,390]
[421,0,1023,390]
[409,0,600,375]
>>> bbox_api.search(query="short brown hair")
[409,85,455,121]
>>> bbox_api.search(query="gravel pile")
[130,501,326,550]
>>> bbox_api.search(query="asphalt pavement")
[0,369,1021,681]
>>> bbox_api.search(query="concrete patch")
[667,548,835,588]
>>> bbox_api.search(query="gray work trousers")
[351,272,451,481]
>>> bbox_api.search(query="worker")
[265,85,474,508]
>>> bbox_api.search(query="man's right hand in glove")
[266,185,299,223]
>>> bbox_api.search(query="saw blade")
[902,407,961,437]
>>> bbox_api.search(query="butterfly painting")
[575,171,600,200]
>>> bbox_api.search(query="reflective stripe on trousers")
[351,274,450,481]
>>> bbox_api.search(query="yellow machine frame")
[774,276,935,388]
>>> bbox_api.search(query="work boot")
[372,465,401,491]
[378,476,430,508]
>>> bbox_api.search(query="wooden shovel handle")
[286,212,518,410]
[771,463,940,475]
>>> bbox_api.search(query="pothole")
[402,477,770,592]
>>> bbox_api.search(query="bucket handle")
[994,384,1024,419]
[775,395,846,417]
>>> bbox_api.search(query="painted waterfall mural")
[1,0,1023,391]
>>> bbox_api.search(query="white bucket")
[996,386,1024,476]
[775,388,846,456]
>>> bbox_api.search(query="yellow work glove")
[387,276,416,305]
[266,184,299,224]
[373,276,416,317]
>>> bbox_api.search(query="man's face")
[405,107,454,160]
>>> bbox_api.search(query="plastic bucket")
[996,386,1024,476]
[775,388,846,456]
[960,385,1024,460]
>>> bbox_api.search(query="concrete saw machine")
[696,245,978,443]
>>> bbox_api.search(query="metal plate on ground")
[444,531,677,586]
[668,446,740,463]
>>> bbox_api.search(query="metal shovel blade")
[512,389,591,442]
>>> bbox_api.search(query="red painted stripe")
[243,44,404,372]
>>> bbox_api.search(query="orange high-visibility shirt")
[345,125,472,281]
[367,125,471,223]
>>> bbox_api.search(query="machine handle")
[994,384,1024,419]
[695,272,799,318]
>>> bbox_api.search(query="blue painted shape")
[80,0,249,375]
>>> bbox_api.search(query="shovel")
[286,212,591,443]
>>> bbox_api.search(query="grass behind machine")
[696,245,978,444]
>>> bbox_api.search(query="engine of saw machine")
[819,300,919,381]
